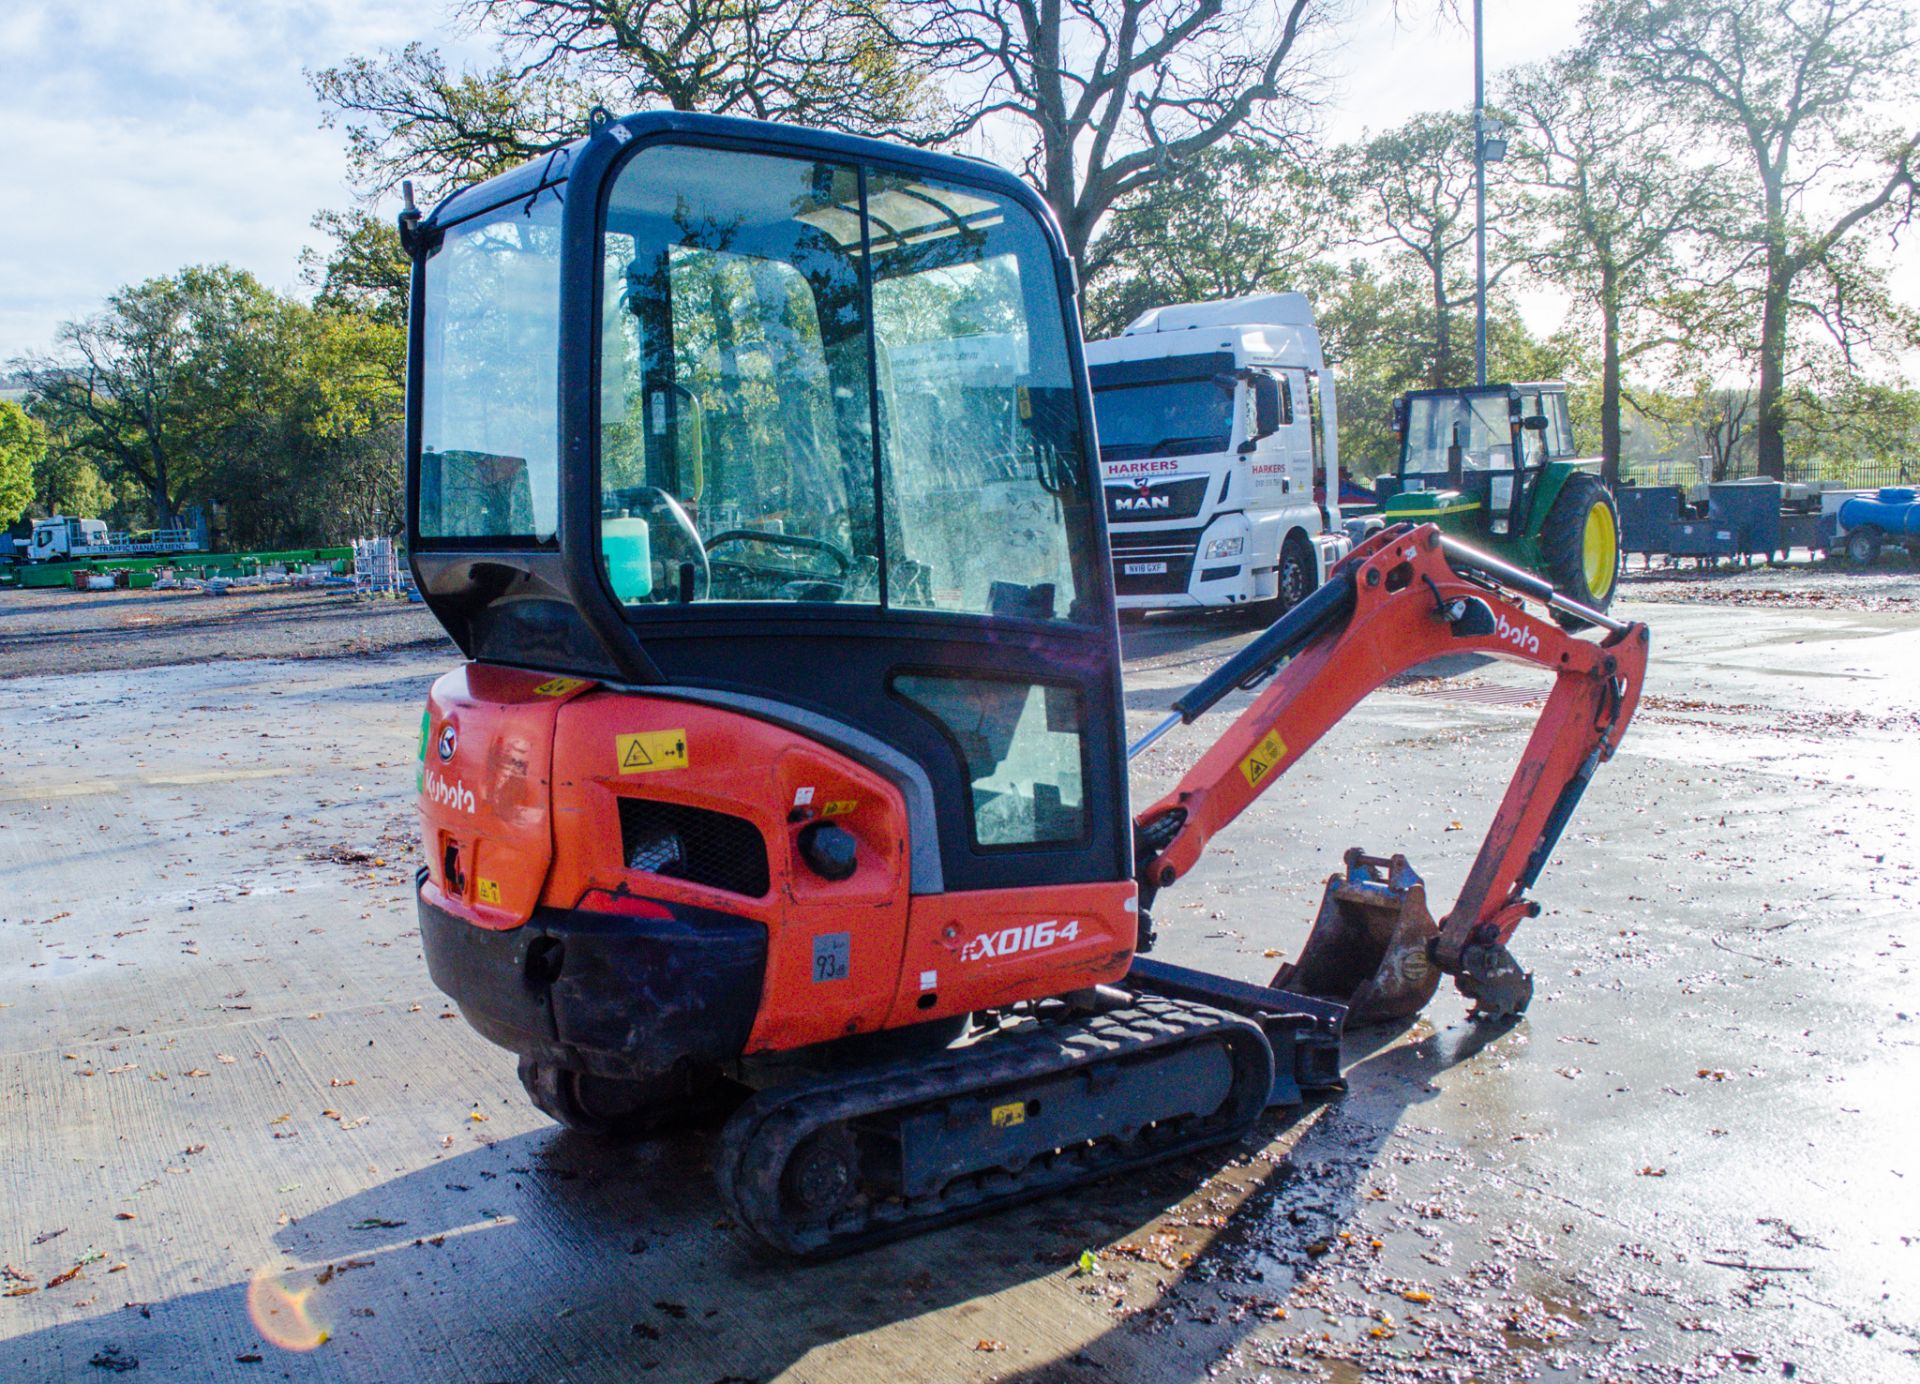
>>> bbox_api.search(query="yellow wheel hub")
[1583,500,1617,599]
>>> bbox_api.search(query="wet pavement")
[1,588,1916,1381]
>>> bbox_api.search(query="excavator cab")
[403,113,1648,1257]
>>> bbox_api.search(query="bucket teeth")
[1271,850,1441,1026]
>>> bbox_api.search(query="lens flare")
[247,1269,331,1352]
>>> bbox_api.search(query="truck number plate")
[1124,561,1168,575]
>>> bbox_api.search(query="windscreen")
[1402,392,1514,475]
[416,191,564,542]
[596,144,1095,621]
[1092,374,1235,461]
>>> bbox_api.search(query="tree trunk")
[1599,270,1622,488]
[1754,257,1789,480]
[1430,255,1450,388]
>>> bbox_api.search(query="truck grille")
[1110,525,1202,597]
[618,799,770,898]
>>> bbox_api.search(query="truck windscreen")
[1091,376,1234,462]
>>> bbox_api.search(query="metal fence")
[1622,456,1917,489]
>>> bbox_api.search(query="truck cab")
[22,515,111,561]
[1084,294,1348,614]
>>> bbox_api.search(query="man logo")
[437,724,458,762]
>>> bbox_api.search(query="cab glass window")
[596,145,1094,620]
[894,673,1086,848]
[1402,392,1514,475]
[599,146,876,605]
[418,191,564,542]
[870,172,1093,620]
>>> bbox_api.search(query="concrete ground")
[1,584,1916,1381]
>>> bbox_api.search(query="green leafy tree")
[303,210,411,329]
[1335,112,1505,389]
[1504,58,1734,485]
[0,399,41,525]
[1588,0,1920,479]
[15,266,286,528]
[1084,146,1342,337]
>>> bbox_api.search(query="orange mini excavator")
[403,111,1648,1255]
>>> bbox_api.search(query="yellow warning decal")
[821,799,858,817]
[475,878,502,904]
[1016,385,1032,421]
[531,677,589,698]
[616,729,689,774]
[990,1101,1027,1129]
[1239,729,1288,788]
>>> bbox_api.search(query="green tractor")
[1378,382,1620,621]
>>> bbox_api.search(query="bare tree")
[1590,0,1920,479]
[872,0,1333,274]
[312,1,936,199]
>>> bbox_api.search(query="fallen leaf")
[1074,1248,1099,1275]
[114,1212,136,1221]
[974,1339,1006,1353]
[46,1265,83,1288]
[1402,1290,1433,1304]
[1639,1166,1668,1177]
[182,1068,210,1078]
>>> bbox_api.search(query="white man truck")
[1085,293,1349,614]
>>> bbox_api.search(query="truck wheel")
[517,1056,739,1142]
[1275,533,1317,613]
[1844,527,1883,566]
[1539,473,1619,626]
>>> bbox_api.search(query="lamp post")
[1474,0,1487,387]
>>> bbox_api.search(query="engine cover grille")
[618,798,770,899]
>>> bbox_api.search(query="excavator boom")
[1132,523,1649,1022]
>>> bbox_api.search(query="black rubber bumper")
[417,875,768,1081]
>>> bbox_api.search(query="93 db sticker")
[1239,729,1288,787]
[961,918,1079,962]
[615,729,688,774]
[812,932,850,982]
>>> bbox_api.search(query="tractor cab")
[1379,382,1619,616]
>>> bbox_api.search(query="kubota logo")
[1494,612,1541,654]
[437,724,458,761]
[424,771,476,814]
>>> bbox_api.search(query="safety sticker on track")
[615,729,688,774]
[821,799,857,817]
[991,1101,1026,1128]
[1239,729,1288,787]
[475,878,501,904]
[531,677,589,697]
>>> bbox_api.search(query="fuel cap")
[797,821,858,881]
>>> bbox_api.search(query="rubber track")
[715,993,1274,1257]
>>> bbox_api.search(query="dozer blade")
[1272,850,1441,1026]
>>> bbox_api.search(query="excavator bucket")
[1272,850,1440,1026]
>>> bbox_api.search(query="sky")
[0,0,1907,366]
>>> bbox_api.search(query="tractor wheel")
[1844,527,1883,567]
[1538,473,1620,627]
[517,1056,741,1143]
